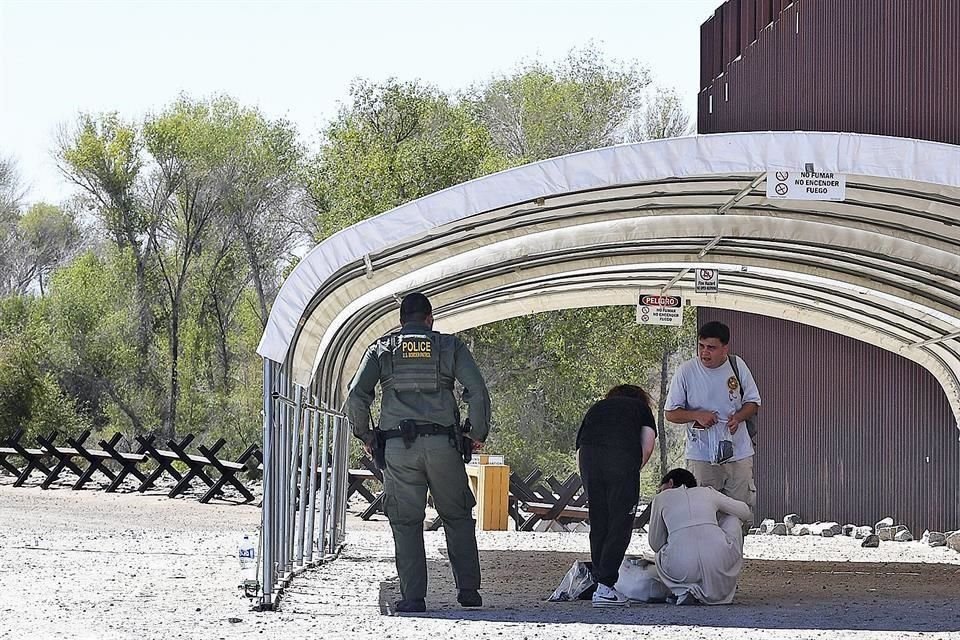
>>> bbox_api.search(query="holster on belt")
[368,430,387,471]
[458,419,473,464]
[399,419,418,448]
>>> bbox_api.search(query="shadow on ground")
[379,550,960,632]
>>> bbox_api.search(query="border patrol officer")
[346,292,491,613]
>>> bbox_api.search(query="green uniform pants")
[382,433,481,600]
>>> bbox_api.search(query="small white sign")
[636,291,683,326]
[695,269,719,293]
[766,170,846,201]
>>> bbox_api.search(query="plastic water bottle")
[238,534,257,584]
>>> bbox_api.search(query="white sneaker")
[592,583,629,608]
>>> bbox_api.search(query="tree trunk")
[240,230,269,328]
[133,253,154,383]
[163,303,180,442]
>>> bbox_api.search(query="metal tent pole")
[259,358,276,609]
[294,388,311,566]
[316,412,331,555]
[278,367,290,579]
[303,403,321,564]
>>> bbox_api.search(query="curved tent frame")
[254,131,960,608]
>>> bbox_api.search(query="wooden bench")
[350,456,385,520]
[513,472,584,531]
[508,469,651,532]
[520,500,651,530]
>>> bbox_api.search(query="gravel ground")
[3,475,960,640]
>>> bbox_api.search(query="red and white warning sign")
[636,291,683,326]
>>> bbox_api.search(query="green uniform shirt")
[346,322,491,444]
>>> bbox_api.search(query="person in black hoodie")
[575,384,657,607]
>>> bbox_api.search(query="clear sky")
[1,0,720,205]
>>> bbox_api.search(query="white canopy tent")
[259,131,960,422]
[254,131,960,609]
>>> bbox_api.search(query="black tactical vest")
[380,330,451,392]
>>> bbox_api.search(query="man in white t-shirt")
[664,321,761,518]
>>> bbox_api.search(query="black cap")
[399,292,432,321]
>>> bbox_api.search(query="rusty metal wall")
[699,309,960,533]
[693,0,960,533]
[698,0,960,145]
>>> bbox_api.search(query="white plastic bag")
[705,421,734,465]
[614,557,670,603]
[548,560,595,602]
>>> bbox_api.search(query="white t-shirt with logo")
[665,356,762,463]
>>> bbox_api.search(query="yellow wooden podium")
[464,455,510,531]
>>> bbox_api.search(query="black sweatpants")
[578,446,641,588]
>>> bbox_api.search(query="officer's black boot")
[457,589,482,607]
[395,598,426,613]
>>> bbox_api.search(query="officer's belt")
[381,423,456,439]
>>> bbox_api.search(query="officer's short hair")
[698,320,730,344]
[399,292,432,324]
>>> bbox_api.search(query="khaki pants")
[687,456,756,519]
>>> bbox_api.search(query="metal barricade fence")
[259,358,350,610]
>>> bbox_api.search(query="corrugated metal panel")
[756,0,772,30]
[723,0,741,66]
[712,7,725,81]
[701,18,714,89]
[694,0,960,534]
[739,0,757,51]
[699,309,960,534]
[698,0,960,145]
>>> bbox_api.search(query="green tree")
[0,295,88,441]
[470,44,650,163]
[55,96,304,443]
[217,108,304,327]
[632,86,692,141]
[39,251,156,435]
[305,78,494,240]
[0,156,26,296]
[17,202,83,295]
[57,113,160,411]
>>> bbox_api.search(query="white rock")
[946,532,960,552]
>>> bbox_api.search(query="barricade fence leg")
[337,416,349,543]
[285,388,299,575]
[303,405,320,564]
[294,387,310,567]
[278,365,290,581]
[260,358,276,609]
[317,412,331,556]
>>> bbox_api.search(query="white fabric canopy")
[257,131,960,424]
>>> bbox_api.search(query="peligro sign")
[640,295,680,307]
[636,291,683,326]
